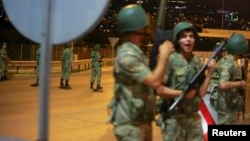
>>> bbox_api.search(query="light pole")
[221,0,224,29]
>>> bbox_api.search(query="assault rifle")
[149,0,172,70]
[168,33,236,112]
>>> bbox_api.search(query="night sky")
[192,0,250,18]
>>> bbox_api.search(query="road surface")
[0,66,249,141]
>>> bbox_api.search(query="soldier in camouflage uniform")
[0,42,10,81]
[59,43,73,90]
[107,5,179,141]
[90,44,103,92]
[156,22,216,141]
[30,47,41,87]
[209,33,248,124]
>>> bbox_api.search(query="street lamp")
[221,0,224,29]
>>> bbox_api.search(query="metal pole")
[221,0,224,29]
[38,0,53,140]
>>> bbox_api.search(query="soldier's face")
[178,30,195,53]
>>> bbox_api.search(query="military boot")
[63,80,72,90]
[3,75,9,81]
[59,79,64,89]
[90,83,94,89]
[93,85,102,92]
[30,79,39,87]
[0,76,4,81]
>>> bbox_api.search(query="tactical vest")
[158,52,203,115]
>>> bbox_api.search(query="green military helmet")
[94,44,100,50]
[117,4,149,33]
[226,33,248,55]
[173,22,199,43]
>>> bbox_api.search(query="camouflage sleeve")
[163,57,173,85]
[219,60,231,83]
[117,54,151,83]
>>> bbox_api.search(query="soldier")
[0,42,11,81]
[59,43,73,90]
[156,22,216,141]
[30,46,41,87]
[210,33,248,124]
[90,44,103,92]
[107,5,179,141]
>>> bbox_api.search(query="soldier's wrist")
[240,80,243,88]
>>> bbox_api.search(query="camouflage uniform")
[0,43,9,80]
[210,33,248,125]
[59,45,73,89]
[210,55,243,124]
[108,42,155,141]
[90,44,102,91]
[157,52,204,141]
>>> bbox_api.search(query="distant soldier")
[0,42,11,81]
[30,46,41,87]
[90,44,103,91]
[59,43,73,90]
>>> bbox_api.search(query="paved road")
[0,66,249,141]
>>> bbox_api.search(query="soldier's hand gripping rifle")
[149,0,172,70]
[168,33,236,112]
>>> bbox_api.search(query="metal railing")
[8,58,115,74]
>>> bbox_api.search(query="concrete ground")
[0,66,249,141]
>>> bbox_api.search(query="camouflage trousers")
[217,111,238,125]
[90,68,101,85]
[61,66,71,80]
[0,61,8,77]
[160,113,204,141]
[114,122,152,141]
[36,65,40,79]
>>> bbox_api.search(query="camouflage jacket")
[0,48,9,62]
[158,52,204,115]
[210,54,243,112]
[61,48,73,68]
[91,51,102,69]
[108,42,155,125]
